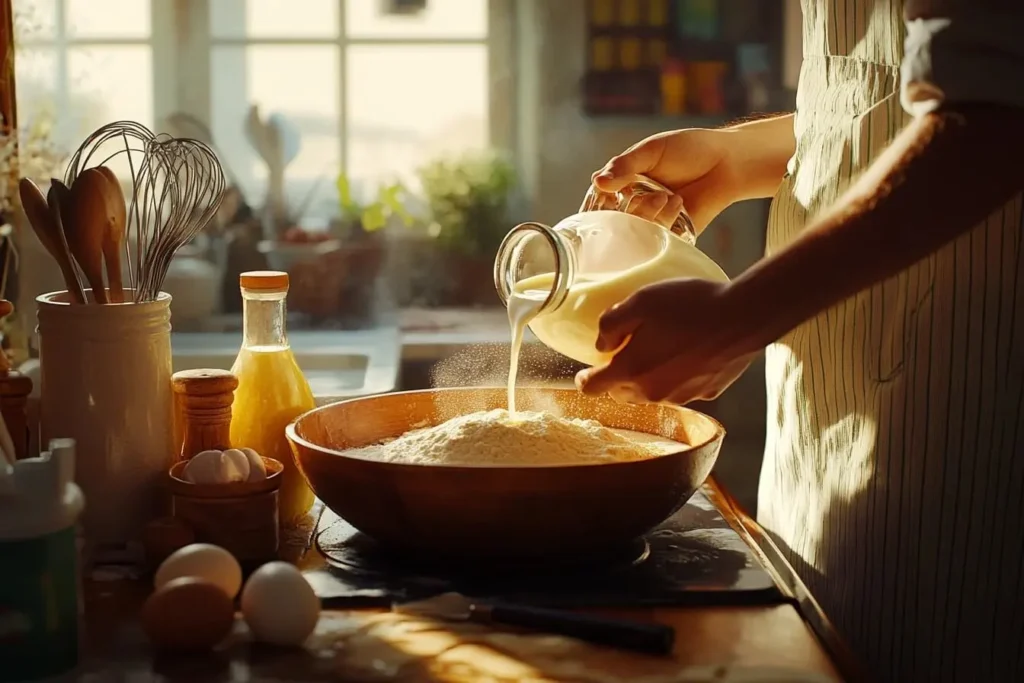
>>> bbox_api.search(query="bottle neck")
[494,221,576,316]
[241,289,289,349]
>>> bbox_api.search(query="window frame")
[16,0,516,180]
[12,0,175,143]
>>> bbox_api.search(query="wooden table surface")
[70,481,862,682]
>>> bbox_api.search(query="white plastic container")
[0,438,85,680]
[35,289,174,547]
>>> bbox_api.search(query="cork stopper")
[172,369,239,461]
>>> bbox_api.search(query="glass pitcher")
[493,175,729,367]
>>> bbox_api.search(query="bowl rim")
[286,386,726,470]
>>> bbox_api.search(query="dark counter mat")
[305,487,782,609]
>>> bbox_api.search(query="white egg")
[220,449,252,481]
[181,450,222,483]
[241,561,320,646]
[183,449,249,484]
[155,543,243,599]
[239,447,267,482]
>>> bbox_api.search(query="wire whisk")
[64,120,227,303]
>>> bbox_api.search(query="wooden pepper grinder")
[0,299,32,460]
[171,369,238,462]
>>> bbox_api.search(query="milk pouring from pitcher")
[494,175,730,368]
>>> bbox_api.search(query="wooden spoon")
[94,166,127,302]
[66,169,110,304]
[19,178,86,304]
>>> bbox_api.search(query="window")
[14,0,156,151]
[14,0,508,222]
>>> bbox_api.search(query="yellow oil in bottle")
[229,271,316,525]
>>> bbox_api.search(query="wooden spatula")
[19,178,86,304]
[94,166,127,302]
[66,169,112,304]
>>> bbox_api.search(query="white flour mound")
[344,409,670,466]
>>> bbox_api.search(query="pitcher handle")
[579,174,697,244]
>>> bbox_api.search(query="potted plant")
[337,174,412,235]
[412,150,517,306]
[287,174,413,323]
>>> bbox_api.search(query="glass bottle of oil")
[229,271,315,524]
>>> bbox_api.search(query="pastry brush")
[393,592,675,655]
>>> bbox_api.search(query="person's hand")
[574,278,764,405]
[591,129,740,233]
[592,116,796,233]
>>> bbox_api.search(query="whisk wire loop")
[64,120,227,303]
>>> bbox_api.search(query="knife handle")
[485,603,675,655]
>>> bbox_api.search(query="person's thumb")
[595,297,643,353]
[592,139,662,193]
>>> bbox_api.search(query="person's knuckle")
[600,300,631,329]
[631,285,657,306]
[597,310,617,334]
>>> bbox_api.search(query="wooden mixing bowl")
[286,387,725,561]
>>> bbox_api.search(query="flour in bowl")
[342,409,683,466]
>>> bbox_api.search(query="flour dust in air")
[506,288,548,414]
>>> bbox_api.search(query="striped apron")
[756,1,1024,681]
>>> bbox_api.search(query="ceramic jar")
[35,290,174,548]
[162,251,220,324]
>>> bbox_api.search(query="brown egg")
[141,577,235,652]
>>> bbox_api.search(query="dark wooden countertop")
[70,479,865,682]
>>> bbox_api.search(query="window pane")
[13,48,61,180]
[13,0,57,42]
[66,47,153,149]
[211,46,340,220]
[211,0,338,39]
[13,48,57,113]
[66,0,150,38]
[346,45,488,190]
[346,0,487,39]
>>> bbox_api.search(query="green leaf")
[361,203,386,232]
[379,184,415,226]
[413,149,518,257]
[337,172,358,216]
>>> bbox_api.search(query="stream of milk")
[505,288,548,414]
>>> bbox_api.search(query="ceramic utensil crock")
[36,289,174,549]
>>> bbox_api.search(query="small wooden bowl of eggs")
[167,450,284,562]
[143,543,321,653]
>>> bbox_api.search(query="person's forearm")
[724,113,796,201]
[729,104,1024,351]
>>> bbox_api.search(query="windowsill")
[171,326,402,403]
[170,307,539,401]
